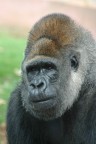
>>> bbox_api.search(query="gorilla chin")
[28,101,58,121]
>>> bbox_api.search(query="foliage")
[0,32,26,124]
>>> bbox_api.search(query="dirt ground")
[0,124,7,144]
[0,0,96,143]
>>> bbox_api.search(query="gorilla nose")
[30,78,47,91]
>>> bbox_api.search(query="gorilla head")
[21,14,95,121]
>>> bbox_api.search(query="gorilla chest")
[33,119,64,144]
[33,118,86,144]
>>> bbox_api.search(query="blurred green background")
[0,30,26,124]
[0,29,26,143]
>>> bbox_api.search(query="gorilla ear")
[68,50,80,72]
[70,55,79,71]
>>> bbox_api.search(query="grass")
[0,30,26,124]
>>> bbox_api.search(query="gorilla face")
[23,56,59,111]
[21,46,88,121]
[21,14,89,120]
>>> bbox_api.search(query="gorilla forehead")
[27,38,61,59]
[28,13,80,50]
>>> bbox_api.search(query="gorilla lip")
[32,97,55,103]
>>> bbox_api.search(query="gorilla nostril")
[30,83,36,89]
[37,82,44,89]
[30,78,47,91]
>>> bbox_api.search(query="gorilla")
[7,13,96,144]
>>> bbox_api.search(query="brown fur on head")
[25,14,80,60]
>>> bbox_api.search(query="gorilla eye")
[70,56,78,70]
[45,63,55,70]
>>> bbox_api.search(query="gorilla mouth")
[32,97,54,103]
[30,96,57,110]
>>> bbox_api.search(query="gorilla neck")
[31,117,64,144]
